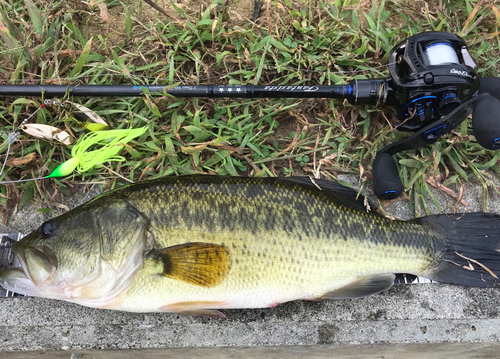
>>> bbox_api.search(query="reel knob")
[438,92,461,115]
[472,94,500,150]
[372,152,404,200]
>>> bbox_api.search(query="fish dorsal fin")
[148,243,231,287]
[316,273,395,300]
[279,176,373,213]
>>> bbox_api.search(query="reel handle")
[472,94,500,150]
[371,94,487,201]
[372,152,404,200]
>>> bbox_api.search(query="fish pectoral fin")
[148,242,231,287]
[316,273,395,300]
[160,301,227,318]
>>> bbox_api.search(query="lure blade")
[22,124,72,145]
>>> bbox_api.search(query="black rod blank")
[0,79,390,106]
[0,85,353,99]
[0,84,354,99]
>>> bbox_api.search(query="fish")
[1,175,500,317]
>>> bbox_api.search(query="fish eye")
[40,221,57,237]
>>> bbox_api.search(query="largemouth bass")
[1,175,499,316]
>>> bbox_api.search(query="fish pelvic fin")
[419,213,500,287]
[147,242,231,287]
[160,301,227,317]
[312,273,395,300]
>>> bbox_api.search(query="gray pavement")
[1,175,500,352]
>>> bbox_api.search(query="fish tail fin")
[420,213,500,287]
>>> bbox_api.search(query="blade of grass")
[69,38,93,77]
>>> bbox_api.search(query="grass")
[0,0,500,221]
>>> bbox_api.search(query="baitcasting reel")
[388,32,479,132]
[2,32,500,200]
[370,32,500,200]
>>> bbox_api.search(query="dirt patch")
[87,2,161,49]
[86,0,318,47]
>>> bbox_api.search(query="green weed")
[0,0,499,218]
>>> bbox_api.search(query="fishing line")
[0,177,47,184]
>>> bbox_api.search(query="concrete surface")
[3,342,500,358]
[1,175,500,352]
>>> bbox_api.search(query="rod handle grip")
[372,152,404,200]
[472,94,500,150]
[478,77,500,102]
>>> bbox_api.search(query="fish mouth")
[0,267,35,296]
[12,242,58,286]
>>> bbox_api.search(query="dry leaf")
[461,0,485,36]
[5,152,37,166]
[3,182,19,226]
[97,2,109,22]
[212,19,218,42]
[22,124,73,145]
[492,6,500,26]
[51,202,70,211]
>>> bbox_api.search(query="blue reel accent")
[488,138,500,150]
[441,93,457,100]
[382,190,400,200]
[401,96,438,118]
[421,124,451,143]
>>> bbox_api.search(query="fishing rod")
[2,32,500,200]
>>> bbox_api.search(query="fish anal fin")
[148,242,231,287]
[161,301,228,318]
[315,273,395,300]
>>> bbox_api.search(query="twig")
[426,176,469,207]
[143,0,179,21]
[103,165,134,183]
[455,252,498,279]
[259,123,301,163]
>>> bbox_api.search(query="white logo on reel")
[450,68,475,79]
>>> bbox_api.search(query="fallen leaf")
[427,176,469,207]
[5,152,37,166]
[3,181,19,225]
[492,5,500,26]
[97,2,109,22]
